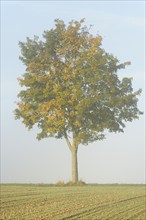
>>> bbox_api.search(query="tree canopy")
[15,19,142,182]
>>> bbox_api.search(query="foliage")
[15,19,142,148]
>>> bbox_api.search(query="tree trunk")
[71,148,78,183]
[64,133,79,183]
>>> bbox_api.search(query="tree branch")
[64,131,72,152]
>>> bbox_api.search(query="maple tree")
[15,19,142,183]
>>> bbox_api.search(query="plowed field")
[0,184,145,219]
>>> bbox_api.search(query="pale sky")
[1,1,145,184]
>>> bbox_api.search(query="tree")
[15,19,142,183]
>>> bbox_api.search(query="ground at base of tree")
[1,184,146,219]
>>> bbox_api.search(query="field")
[0,184,146,220]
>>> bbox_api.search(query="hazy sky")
[1,1,145,184]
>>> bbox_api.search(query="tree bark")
[71,148,78,183]
[64,132,79,183]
